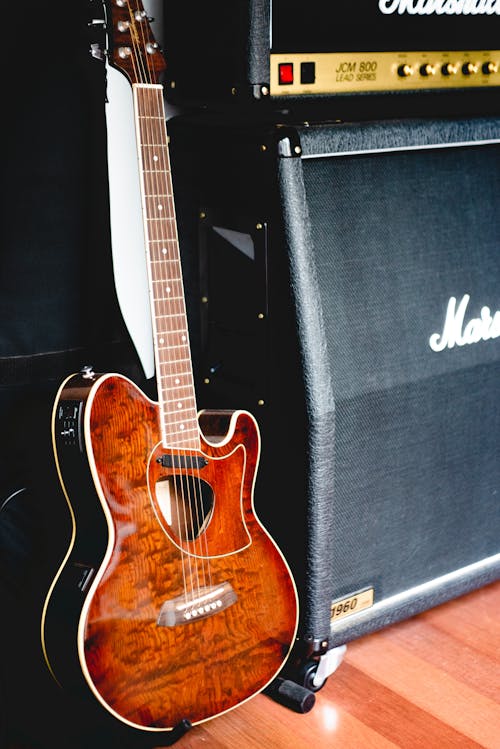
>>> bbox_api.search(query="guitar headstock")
[106,0,166,84]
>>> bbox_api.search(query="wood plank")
[345,624,500,748]
[330,662,484,748]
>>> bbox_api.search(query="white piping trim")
[332,551,500,630]
[302,136,500,160]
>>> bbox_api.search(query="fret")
[154,312,189,320]
[163,394,197,407]
[155,335,189,343]
[154,302,185,311]
[141,143,169,149]
[148,249,179,260]
[142,169,170,175]
[156,342,190,352]
[155,312,188,320]
[157,349,190,360]
[157,357,192,367]
[154,316,188,327]
[158,370,193,381]
[146,220,177,234]
[154,319,188,329]
[156,331,188,340]
[154,308,187,319]
[161,375,194,392]
[168,420,199,437]
[141,161,169,173]
[158,380,194,393]
[154,295,186,303]
[145,202,175,213]
[149,250,180,258]
[162,407,198,422]
[153,327,188,337]
[165,438,201,451]
[165,430,200,442]
[138,114,165,121]
[161,413,198,426]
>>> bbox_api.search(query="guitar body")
[42,371,298,731]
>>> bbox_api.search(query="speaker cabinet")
[169,114,500,683]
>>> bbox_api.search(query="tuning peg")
[90,41,105,61]
[88,15,106,62]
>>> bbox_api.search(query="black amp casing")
[169,112,500,684]
[163,0,500,117]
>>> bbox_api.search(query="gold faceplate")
[331,588,374,624]
[270,50,500,96]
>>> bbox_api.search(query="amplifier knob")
[441,62,459,76]
[462,62,479,75]
[420,63,437,77]
[482,61,499,75]
[397,64,414,78]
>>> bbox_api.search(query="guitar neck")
[134,84,200,451]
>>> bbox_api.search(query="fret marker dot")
[180,424,185,430]
[162,248,167,254]
[181,335,186,342]
[153,155,159,161]
[175,378,180,385]
[159,337,164,344]
[158,204,163,211]
[177,402,183,409]
[166,286,171,294]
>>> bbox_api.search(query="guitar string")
[154,86,214,598]
[151,89,215,594]
[148,87,204,601]
[129,7,214,609]
[150,92,215,600]
[126,2,194,609]
[134,28,214,595]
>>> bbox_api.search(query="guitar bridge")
[157,582,237,627]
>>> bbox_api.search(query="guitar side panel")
[41,373,112,691]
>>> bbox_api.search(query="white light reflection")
[319,703,340,732]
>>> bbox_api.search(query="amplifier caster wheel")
[299,660,328,693]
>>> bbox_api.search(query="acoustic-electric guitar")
[41,0,298,734]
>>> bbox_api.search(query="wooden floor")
[6,580,499,748]
[162,580,500,749]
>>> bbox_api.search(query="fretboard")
[134,84,200,451]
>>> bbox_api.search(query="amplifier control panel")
[270,50,500,96]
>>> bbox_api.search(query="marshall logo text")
[429,294,500,352]
[379,0,500,13]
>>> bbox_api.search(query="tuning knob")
[462,62,479,75]
[441,62,459,76]
[420,63,437,77]
[482,61,499,75]
[397,64,414,78]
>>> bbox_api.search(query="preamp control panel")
[270,0,500,98]
[270,50,500,96]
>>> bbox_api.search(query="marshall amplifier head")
[163,0,500,114]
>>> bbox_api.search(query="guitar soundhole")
[155,474,214,542]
